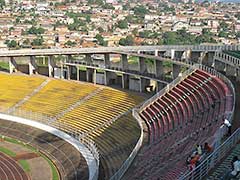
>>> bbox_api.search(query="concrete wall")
[38,66,49,76]
[129,78,140,92]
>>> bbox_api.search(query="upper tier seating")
[20,79,98,117]
[124,69,234,179]
[55,88,143,135]
[0,73,44,111]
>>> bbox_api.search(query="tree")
[27,26,45,35]
[31,37,44,46]
[219,21,228,31]
[218,31,228,38]
[119,35,134,46]
[134,5,149,17]
[117,20,128,29]
[95,34,107,46]
[0,0,5,8]
[65,40,77,47]
[5,40,18,48]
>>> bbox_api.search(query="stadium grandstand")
[0,45,239,180]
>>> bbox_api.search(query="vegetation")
[0,146,16,157]
[18,160,30,172]
[27,26,45,35]
[95,34,107,46]
[5,40,18,48]
[0,61,9,70]
[119,35,134,46]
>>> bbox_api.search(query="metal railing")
[110,108,144,180]
[214,51,240,67]
[0,108,100,180]
[179,127,240,180]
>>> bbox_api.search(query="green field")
[0,135,60,180]
[0,61,9,71]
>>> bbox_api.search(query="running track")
[0,152,28,180]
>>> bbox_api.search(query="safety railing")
[179,127,240,180]
[109,108,144,180]
[0,107,100,180]
[214,51,240,67]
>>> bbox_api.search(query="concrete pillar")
[9,57,18,73]
[207,52,215,67]
[174,51,184,60]
[190,51,201,63]
[85,54,92,64]
[139,57,147,74]
[60,63,64,79]
[104,71,110,85]
[93,69,97,84]
[170,49,175,59]
[214,60,226,72]
[76,66,80,81]
[154,50,159,56]
[140,78,150,93]
[226,64,237,77]
[67,66,70,80]
[104,54,110,68]
[172,64,181,79]
[236,69,240,82]
[122,74,129,89]
[48,55,55,77]
[182,49,191,62]
[154,60,164,78]
[86,68,93,82]
[156,81,166,92]
[121,54,128,70]
[29,56,37,75]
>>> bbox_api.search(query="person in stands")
[224,119,232,136]
[196,144,202,155]
[226,156,240,179]
[203,142,213,154]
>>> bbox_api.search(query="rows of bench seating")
[86,112,141,180]
[20,79,98,117]
[0,73,44,111]
[125,69,234,179]
[55,88,143,135]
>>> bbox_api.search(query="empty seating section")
[140,69,232,143]
[129,69,234,179]
[55,88,144,134]
[20,79,98,116]
[86,113,141,179]
[0,74,44,111]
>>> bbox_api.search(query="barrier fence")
[179,127,240,180]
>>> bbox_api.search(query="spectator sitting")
[226,156,240,179]
[196,144,202,155]
[224,119,232,136]
[203,142,213,154]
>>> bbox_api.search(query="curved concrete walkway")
[0,113,98,180]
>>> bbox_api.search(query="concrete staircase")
[7,79,51,114]
[207,143,240,180]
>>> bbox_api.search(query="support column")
[104,54,110,68]
[140,77,150,93]
[9,57,18,73]
[121,54,128,70]
[156,81,166,92]
[122,74,129,89]
[67,65,70,80]
[60,63,64,79]
[170,49,175,59]
[172,64,181,79]
[77,66,80,81]
[139,57,147,74]
[154,60,164,78]
[154,50,159,56]
[85,54,92,65]
[214,60,226,72]
[236,69,240,82]
[48,55,54,77]
[174,51,184,60]
[86,68,93,82]
[93,69,97,84]
[207,52,215,67]
[226,64,237,77]
[29,56,38,75]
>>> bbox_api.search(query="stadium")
[0,44,239,180]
